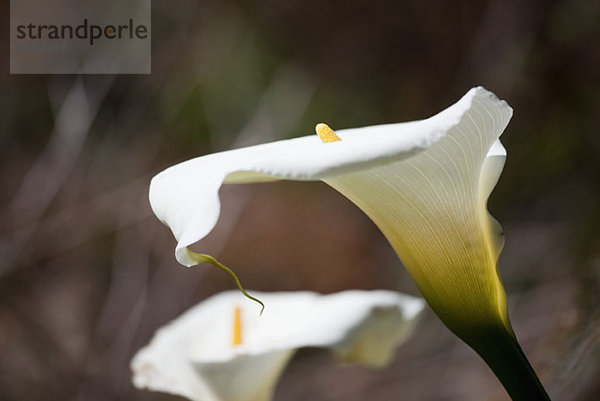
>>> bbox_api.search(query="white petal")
[323,91,513,332]
[149,87,493,266]
[131,290,424,401]
[190,351,294,401]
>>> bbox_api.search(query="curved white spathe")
[149,87,510,268]
[131,290,425,401]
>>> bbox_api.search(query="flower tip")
[315,123,341,143]
[232,306,243,346]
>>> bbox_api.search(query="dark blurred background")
[1,0,599,400]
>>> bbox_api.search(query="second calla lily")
[132,290,424,401]
[149,87,550,400]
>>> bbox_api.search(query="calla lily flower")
[131,290,424,401]
[149,87,550,399]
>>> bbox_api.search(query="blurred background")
[1,0,599,400]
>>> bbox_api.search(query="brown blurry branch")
[2,76,113,277]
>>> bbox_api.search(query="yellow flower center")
[315,123,341,143]
[232,305,242,346]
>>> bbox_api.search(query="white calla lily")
[150,87,494,269]
[149,87,550,400]
[131,290,424,401]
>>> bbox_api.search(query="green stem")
[469,328,550,401]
